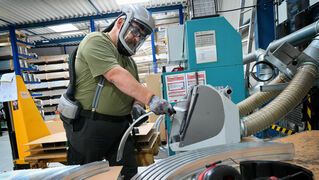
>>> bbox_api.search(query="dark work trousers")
[63,114,137,180]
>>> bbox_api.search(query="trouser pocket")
[72,116,86,132]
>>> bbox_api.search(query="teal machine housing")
[162,17,246,154]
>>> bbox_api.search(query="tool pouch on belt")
[57,47,80,125]
[58,93,82,124]
[58,76,105,125]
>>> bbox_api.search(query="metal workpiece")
[132,142,294,180]
[20,161,110,180]
[154,115,165,133]
[242,64,318,137]
[116,112,153,162]
[267,20,319,52]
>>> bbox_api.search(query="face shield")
[117,5,155,56]
[121,19,153,55]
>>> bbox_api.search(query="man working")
[63,5,175,179]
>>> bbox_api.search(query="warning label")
[165,71,206,102]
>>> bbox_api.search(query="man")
[63,5,174,180]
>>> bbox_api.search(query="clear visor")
[123,21,151,53]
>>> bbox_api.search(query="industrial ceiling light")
[48,24,78,32]
[116,0,149,5]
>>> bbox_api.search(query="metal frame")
[4,5,184,76]
[90,19,95,32]
[9,26,21,76]
[35,37,84,46]
[254,0,276,81]
[150,5,184,73]
[255,0,275,50]
[0,5,183,32]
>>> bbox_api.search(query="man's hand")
[131,104,148,126]
[148,96,176,115]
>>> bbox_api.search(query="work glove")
[148,96,176,115]
[131,104,148,127]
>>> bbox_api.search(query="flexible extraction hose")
[238,74,288,117]
[241,64,318,136]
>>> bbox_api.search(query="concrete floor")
[0,131,14,173]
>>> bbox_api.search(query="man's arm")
[104,66,154,105]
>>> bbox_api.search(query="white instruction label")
[0,73,18,102]
[194,30,217,64]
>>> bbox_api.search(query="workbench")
[273,130,319,179]
[134,130,319,179]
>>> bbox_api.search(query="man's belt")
[80,109,131,123]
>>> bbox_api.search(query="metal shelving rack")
[8,26,40,83]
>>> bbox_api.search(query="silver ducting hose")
[241,64,318,137]
[243,20,319,63]
[238,74,288,117]
[243,49,266,65]
[267,21,319,52]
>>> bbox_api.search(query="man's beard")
[125,37,138,49]
[117,38,132,56]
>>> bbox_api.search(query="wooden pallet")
[0,41,33,48]
[24,132,67,165]
[135,132,161,166]
[273,130,319,178]
[25,145,66,152]
[0,30,26,43]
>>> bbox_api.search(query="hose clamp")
[240,120,247,137]
[301,61,318,67]
[315,20,319,34]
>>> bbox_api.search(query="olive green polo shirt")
[74,32,139,116]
